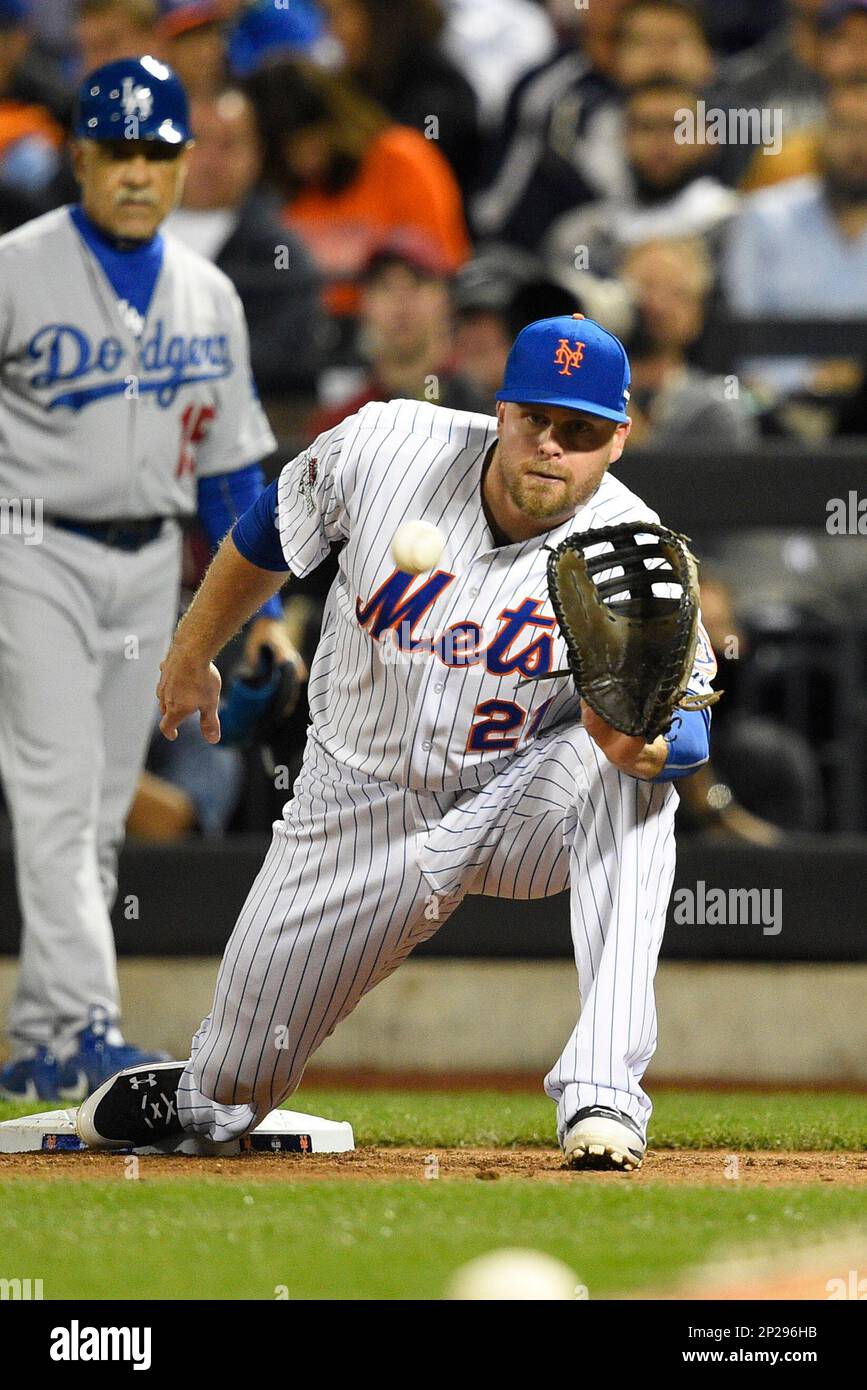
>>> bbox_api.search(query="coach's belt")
[49,515,167,551]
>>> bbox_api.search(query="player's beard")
[503,456,609,522]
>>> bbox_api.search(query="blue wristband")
[654,706,711,782]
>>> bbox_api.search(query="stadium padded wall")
[0,840,864,962]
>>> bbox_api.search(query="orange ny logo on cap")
[553,338,586,377]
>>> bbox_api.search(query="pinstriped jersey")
[0,207,275,519]
[276,397,712,792]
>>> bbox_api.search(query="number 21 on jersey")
[467,697,554,752]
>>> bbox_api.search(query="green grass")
[1,1089,865,1299]
[286,1088,867,1151]
[2,1180,866,1300]
[2,1086,866,1149]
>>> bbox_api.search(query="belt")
[49,515,167,551]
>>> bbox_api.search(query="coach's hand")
[157,650,223,744]
[581,702,668,781]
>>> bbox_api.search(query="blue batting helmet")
[74,56,191,146]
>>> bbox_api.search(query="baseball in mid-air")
[391,519,445,575]
[445,1248,581,1300]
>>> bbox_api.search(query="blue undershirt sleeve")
[230,478,289,573]
[197,465,286,618]
[654,706,711,782]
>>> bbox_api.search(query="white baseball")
[390,519,445,574]
[445,1249,581,1301]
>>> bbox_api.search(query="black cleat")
[75,1061,186,1150]
[563,1105,646,1172]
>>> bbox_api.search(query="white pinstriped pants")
[177,724,678,1146]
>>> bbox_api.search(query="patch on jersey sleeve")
[297,450,318,516]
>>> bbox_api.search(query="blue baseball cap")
[228,0,324,76]
[75,56,192,146]
[496,313,631,424]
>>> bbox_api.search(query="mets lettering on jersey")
[356,574,555,676]
[0,208,274,519]
[275,398,714,792]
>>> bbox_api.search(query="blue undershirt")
[232,478,288,571]
[69,203,164,320]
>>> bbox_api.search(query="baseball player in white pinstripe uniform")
[78,313,715,1171]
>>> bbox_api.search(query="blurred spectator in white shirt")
[439,0,557,131]
[544,80,738,279]
[722,79,867,409]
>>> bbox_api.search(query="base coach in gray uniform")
[0,57,296,1101]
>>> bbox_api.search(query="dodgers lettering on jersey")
[28,319,232,411]
[0,208,275,519]
[276,398,714,793]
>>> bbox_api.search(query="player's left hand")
[581,702,668,780]
[244,617,308,681]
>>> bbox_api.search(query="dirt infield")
[2,1147,867,1184]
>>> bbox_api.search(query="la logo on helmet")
[120,77,153,121]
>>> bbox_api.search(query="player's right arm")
[157,517,291,744]
[158,414,355,742]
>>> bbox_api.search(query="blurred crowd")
[3,0,867,839]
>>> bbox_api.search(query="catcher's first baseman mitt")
[540,522,721,740]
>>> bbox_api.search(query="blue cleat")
[58,1021,173,1103]
[0,1046,61,1102]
